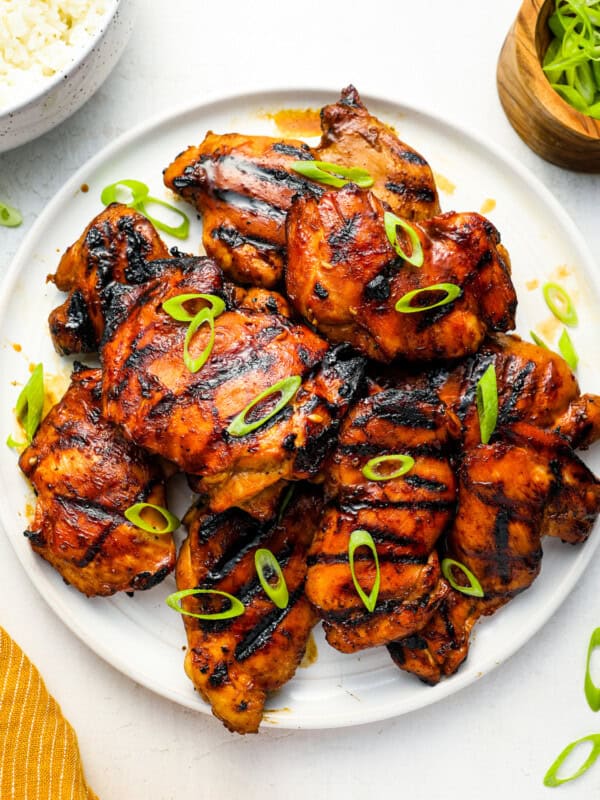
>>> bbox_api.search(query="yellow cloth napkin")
[0,626,98,800]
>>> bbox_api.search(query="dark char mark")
[307,552,428,567]
[271,142,313,160]
[234,585,305,662]
[55,290,96,353]
[385,181,436,203]
[211,225,284,254]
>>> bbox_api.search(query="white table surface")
[2,1,600,797]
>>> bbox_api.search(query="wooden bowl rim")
[514,0,600,139]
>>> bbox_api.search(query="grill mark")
[211,189,287,223]
[454,356,494,419]
[403,474,450,493]
[271,142,313,160]
[497,362,536,424]
[353,404,439,430]
[234,584,305,662]
[200,154,324,200]
[324,594,431,624]
[337,442,446,459]
[385,181,436,203]
[328,214,361,263]
[307,552,428,567]
[491,508,512,584]
[339,499,455,513]
[211,225,284,254]
[394,148,427,166]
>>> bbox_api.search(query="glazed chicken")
[19,365,176,597]
[163,133,323,287]
[306,386,457,652]
[177,486,322,733]
[286,185,516,362]
[100,256,365,518]
[48,203,169,354]
[316,85,440,221]
[389,439,600,684]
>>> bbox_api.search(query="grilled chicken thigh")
[286,185,516,362]
[317,85,440,221]
[100,257,365,516]
[306,387,457,652]
[176,486,322,733]
[19,366,176,597]
[163,133,323,287]
[389,440,600,683]
[48,203,169,354]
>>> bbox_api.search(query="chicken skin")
[163,133,323,287]
[306,386,457,652]
[316,85,440,221]
[48,203,170,355]
[100,257,365,517]
[389,440,600,683]
[18,365,176,597]
[176,486,322,733]
[286,185,516,362]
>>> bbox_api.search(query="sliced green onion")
[585,627,600,712]
[476,363,498,445]
[394,283,461,314]
[551,83,589,111]
[0,202,23,227]
[383,212,424,267]
[291,160,374,189]
[277,483,296,523]
[124,502,180,533]
[558,328,579,369]
[6,434,26,450]
[135,196,190,239]
[166,588,245,620]
[348,529,381,613]
[254,548,289,609]
[10,364,44,444]
[530,330,549,349]
[543,282,578,327]
[183,308,216,373]
[227,375,301,437]
[100,179,149,206]
[361,454,415,482]
[441,558,484,598]
[100,179,190,239]
[543,734,600,787]
[162,293,226,322]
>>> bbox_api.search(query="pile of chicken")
[20,86,600,734]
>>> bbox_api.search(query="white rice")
[0,0,111,109]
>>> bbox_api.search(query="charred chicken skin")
[177,486,322,733]
[389,439,600,684]
[306,387,457,652]
[163,133,323,287]
[48,203,170,355]
[286,185,516,362]
[316,85,440,221]
[19,365,176,597]
[100,257,365,517]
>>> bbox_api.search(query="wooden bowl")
[497,0,600,171]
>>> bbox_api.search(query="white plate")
[1,88,599,730]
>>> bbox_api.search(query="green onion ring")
[361,454,415,482]
[543,734,600,787]
[0,202,23,228]
[348,529,381,613]
[135,196,190,239]
[585,627,600,711]
[476,363,498,445]
[543,282,578,326]
[6,434,26,450]
[10,363,44,445]
[166,588,245,621]
[255,548,289,609]
[291,160,374,189]
[558,328,579,370]
[530,330,549,349]
[227,375,301,437]
[394,283,461,314]
[124,502,180,534]
[383,212,424,267]
[183,308,216,374]
[162,293,226,322]
[441,558,484,598]
[100,179,149,206]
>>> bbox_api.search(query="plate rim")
[1,85,599,730]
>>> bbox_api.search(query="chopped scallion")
[291,160,374,189]
[183,308,216,374]
[543,282,578,327]
[543,734,600,787]
[558,328,579,370]
[361,454,415,482]
[255,548,289,609]
[383,212,424,267]
[0,202,23,228]
[166,588,245,621]
[585,627,600,711]
[8,364,44,446]
[530,330,549,349]
[100,179,190,239]
[227,375,301,437]
[476,363,498,445]
[124,502,180,534]
[348,529,381,613]
[441,558,484,598]
[162,293,225,322]
[394,283,461,314]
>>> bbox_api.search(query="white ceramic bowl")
[0,0,134,153]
